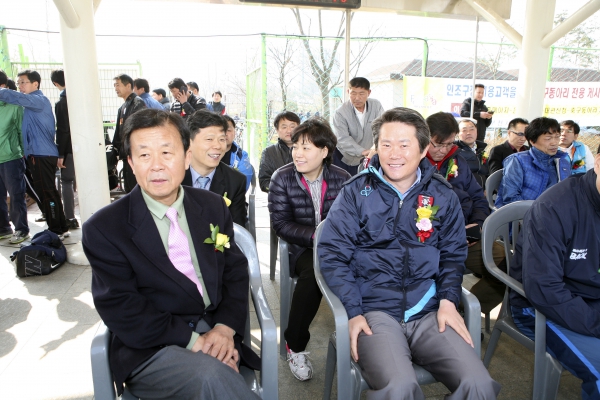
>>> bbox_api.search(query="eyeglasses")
[430,141,455,149]
[16,81,31,86]
[508,130,525,137]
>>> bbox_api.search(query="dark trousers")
[122,161,137,193]
[333,148,359,176]
[27,156,67,234]
[284,249,322,352]
[465,241,507,314]
[0,158,28,234]
[60,154,76,219]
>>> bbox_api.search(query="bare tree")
[554,11,599,74]
[291,8,347,119]
[476,36,517,80]
[269,38,298,111]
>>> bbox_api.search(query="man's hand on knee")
[349,315,372,362]
[437,299,473,348]
[201,325,236,363]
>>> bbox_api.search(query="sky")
[2,0,596,106]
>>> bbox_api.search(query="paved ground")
[0,189,583,399]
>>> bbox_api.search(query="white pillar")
[55,0,109,265]
[343,9,351,103]
[516,0,556,120]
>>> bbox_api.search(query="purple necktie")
[165,207,203,297]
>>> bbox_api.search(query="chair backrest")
[246,166,257,241]
[485,168,503,210]
[481,200,533,297]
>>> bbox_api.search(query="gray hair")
[372,107,430,152]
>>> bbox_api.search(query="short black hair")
[122,109,190,158]
[291,118,337,166]
[507,118,529,130]
[212,91,222,97]
[114,74,134,88]
[187,81,199,91]
[560,119,580,135]
[6,79,16,91]
[50,69,65,86]
[17,70,41,88]
[168,78,186,90]
[186,110,228,140]
[525,117,560,144]
[349,77,370,90]
[425,112,459,144]
[223,114,235,128]
[0,70,7,86]
[475,83,485,89]
[152,88,167,98]
[133,78,149,93]
[274,111,300,129]
[373,108,430,153]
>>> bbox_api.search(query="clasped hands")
[191,325,239,372]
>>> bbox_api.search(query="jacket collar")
[425,145,459,171]
[583,169,600,215]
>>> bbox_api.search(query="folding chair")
[277,238,298,359]
[314,222,482,400]
[90,224,278,399]
[481,200,563,400]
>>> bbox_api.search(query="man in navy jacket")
[319,108,500,399]
[511,149,600,400]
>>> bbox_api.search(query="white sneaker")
[286,344,313,381]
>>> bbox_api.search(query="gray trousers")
[126,345,260,400]
[358,311,501,400]
[60,155,75,219]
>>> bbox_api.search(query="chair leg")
[533,353,563,400]
[485,312,491,333]
[483,327,502,368]
[270,229,278,281]
[323,339,336,400]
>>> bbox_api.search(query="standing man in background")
[0,71,29,243]
[151,88,171,111]
[460,84,492,142]
[133,78,164,110]
[169,78,206,118]
[207,91,226,115]
[332,77,384,175]
[51,69,79,229]
[0,70,68,238]
[112,73,147,193]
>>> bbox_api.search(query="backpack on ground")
[11,230,67,277]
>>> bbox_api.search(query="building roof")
[368,60,600,82]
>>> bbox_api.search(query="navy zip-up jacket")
[319,156,467,323]
[510,169,600,338]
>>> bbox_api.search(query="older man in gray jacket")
[332,77,384,175]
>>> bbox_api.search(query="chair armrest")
[461,287,481,357]
[90,322,117,400]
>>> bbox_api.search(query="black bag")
[11,230,67,277]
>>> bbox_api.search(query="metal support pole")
[517,0,556,120]
[421,40,428,77]
[547,47,555,82]
[343,9,351,103]
[470,17,479,120]
[261,34,268,153]
[55,0,109,263]
[0,27,12,77]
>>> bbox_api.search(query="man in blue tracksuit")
[0,70,68,237]
[319,108,500,399]
[510,150,600,400]
[495,117,570,208]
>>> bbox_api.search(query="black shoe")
[35,214,46,222]
[66,218,80,229]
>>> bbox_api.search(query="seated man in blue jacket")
[495,117,570,208]
[319,107,500,399]
[223,115,253,191]
[510,148,600,400]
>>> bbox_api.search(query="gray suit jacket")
[332,98,384,166]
